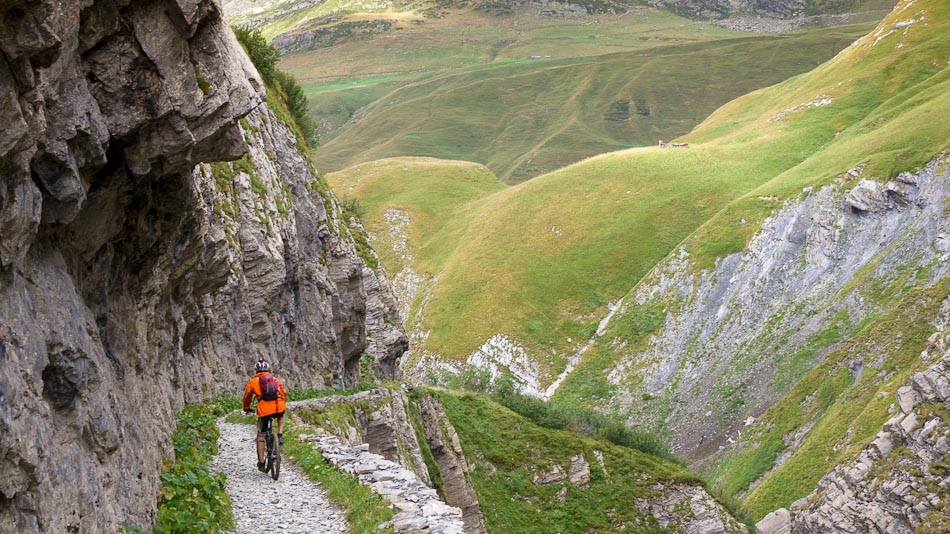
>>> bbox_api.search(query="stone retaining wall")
[299,432,465,534]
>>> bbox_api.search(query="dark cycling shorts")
[257,411,285,433]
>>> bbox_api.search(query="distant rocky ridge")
[0,0,404,532]
[644,0,803,19]
[644,0,894,19]
[224,0,894,55]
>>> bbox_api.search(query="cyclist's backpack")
[259,374,279,401]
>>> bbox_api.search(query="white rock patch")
[768,95,833,123]
[466,334,544,396]
[383,208,424,320]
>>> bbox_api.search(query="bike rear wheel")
[267,431,281,480]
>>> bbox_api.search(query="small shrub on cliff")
[232,26,317,146]
[272,70,317,144]
[232,26,278,81]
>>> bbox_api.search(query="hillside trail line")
[213,420,350,534]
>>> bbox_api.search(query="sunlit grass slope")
[416,388,713,533]
[315,25,869,182]
[279,7,746,143]
[335,0,950,394]
[327,157,506,281]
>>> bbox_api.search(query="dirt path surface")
[213,421,350,534]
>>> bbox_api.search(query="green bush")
[232,26,278,81]
[153,403,234,534]
[232,26,317,146]
[273,70,317,145]
[339,195,366,219]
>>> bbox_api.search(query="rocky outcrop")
[568,454,591,487]
[290,388,430,484]
[605,156,950,462]
[643,0,810,19]
[757,333,950,533]
[299,432,466,534]
[0,1,404,532]
[635,483,750,533]
[363,262,409,381]
[532,454,591,487]
[415,395,487,534]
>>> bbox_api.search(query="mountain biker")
[243,359,288,472]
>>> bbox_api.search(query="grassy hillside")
[315,25,870,182]
[550,0,950,519]
[278,7,747,144]
[416,388,722,533]
[335,0,950,392]
[327,158,506,285]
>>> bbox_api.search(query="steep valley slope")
[332,0,950,524]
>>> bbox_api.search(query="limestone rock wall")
[757,333,950,533]
[0,0,404,531]
[363,258,409,381]
[415,395,487,534]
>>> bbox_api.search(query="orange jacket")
[243,372,287,417]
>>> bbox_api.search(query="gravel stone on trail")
[213,421,350,534]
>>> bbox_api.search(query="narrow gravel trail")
[213,421,350,534]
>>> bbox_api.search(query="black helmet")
[255,359,270,372]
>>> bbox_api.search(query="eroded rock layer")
[758,333,950,533]
[607,157,950,462]
[0,1,404,531]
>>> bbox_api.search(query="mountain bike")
[261,416,281,480]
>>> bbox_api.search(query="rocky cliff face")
[603,156,950,463]
[757,332,950,533]
[0,1,404,532]
[415,395,487,534]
